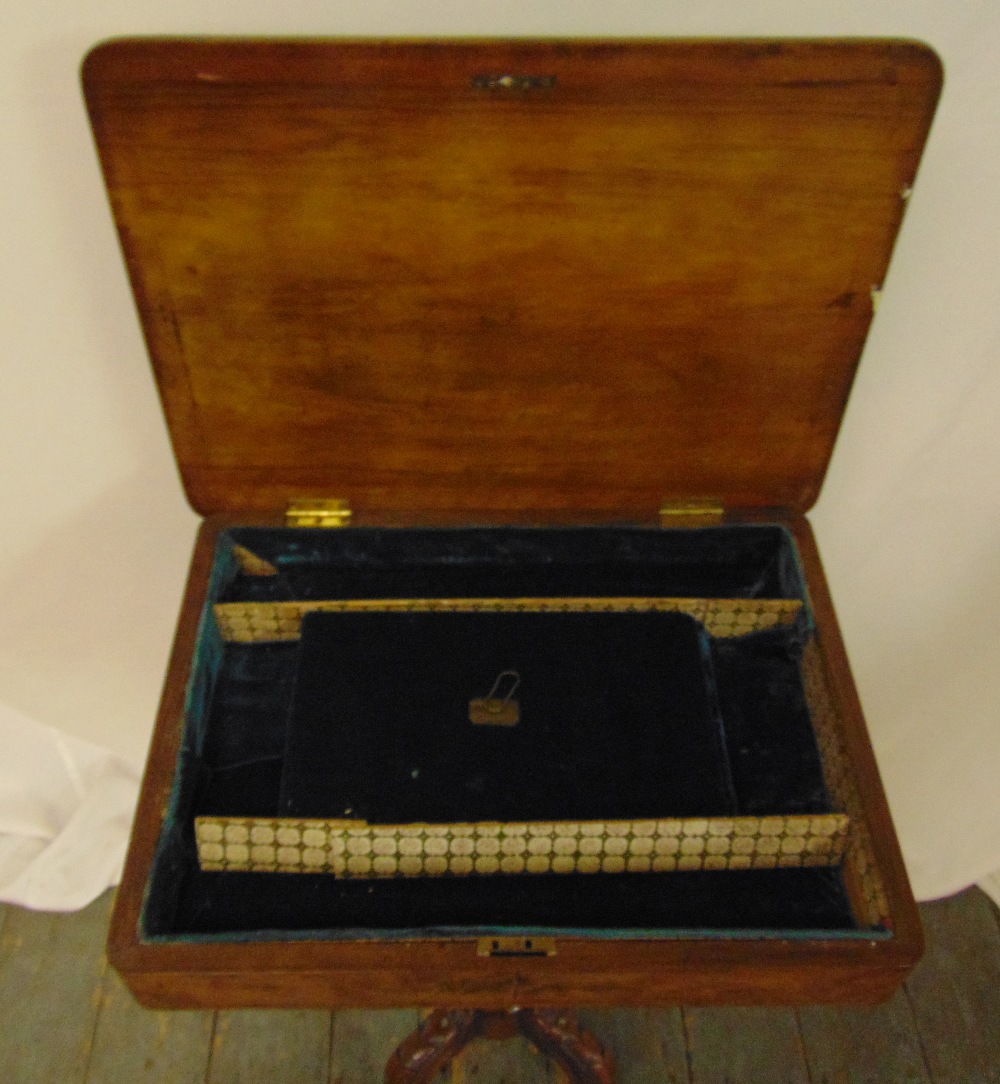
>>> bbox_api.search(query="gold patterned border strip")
[800,639,890,928]
[195,813,849,877]
[213,597,803,643]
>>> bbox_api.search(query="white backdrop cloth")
[0,701,140,910]
[1,1,999,911]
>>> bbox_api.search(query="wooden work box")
[82,38,942,1010]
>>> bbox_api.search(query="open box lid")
[82,39,940,522]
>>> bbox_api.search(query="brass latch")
[286,499,353,528]
[659,499,725,528]
[477,936,557,958]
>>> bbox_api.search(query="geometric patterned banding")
[213,596,803,644]
[800,638,890,928]
[195,812,850,877]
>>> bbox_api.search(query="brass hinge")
[286,499,353,528]
[659,499,725,527]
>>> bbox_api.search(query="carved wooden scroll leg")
[385,1008,614,1084]
[384,1009,481,1084]
[514,1008,616,1084]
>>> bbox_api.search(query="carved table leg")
[516,1009,615,1084]
[384,1009,481,1084]
[385,1009,614,1084]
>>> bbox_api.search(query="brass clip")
[469,670,521,727]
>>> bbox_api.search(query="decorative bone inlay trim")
[800,639,891,927]
[195,813,850,877]
[213,596,803,643]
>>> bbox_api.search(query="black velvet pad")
[280,610,733,823]
[140,524,867,941]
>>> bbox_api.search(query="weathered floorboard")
[330,1008,421,1084]
[85,965,213,1084]
[207,1009,331,1084]
[797,988,931,1084]
[2,889,1000,1081]
[905,887,1000,1084]
[449,1034,553,1083]
[0,892,112,1084]
[683,1007,810,1084]
[578,1008,690,1084]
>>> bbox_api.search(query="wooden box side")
[787,515,922,955]
[108,511,921,1010]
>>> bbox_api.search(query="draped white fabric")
[1,1,998,909]
[0,702,139,910]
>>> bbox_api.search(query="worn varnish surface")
[2,888,1000,1081]
[83,39,940,521]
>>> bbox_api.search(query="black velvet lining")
[141,525,867,942]
[220,525,802,604]
[163,867,856,937]
[281,610,732,823]
[713,629,830,815]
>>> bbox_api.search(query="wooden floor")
[1,888,998,1082]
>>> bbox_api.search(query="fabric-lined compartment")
[217,525,805,605]
[140,522,865,940]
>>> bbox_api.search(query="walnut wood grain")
[83,38,940,521]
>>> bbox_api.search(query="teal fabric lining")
[146,924,890,947]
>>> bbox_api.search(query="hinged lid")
[82,38,940,522]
